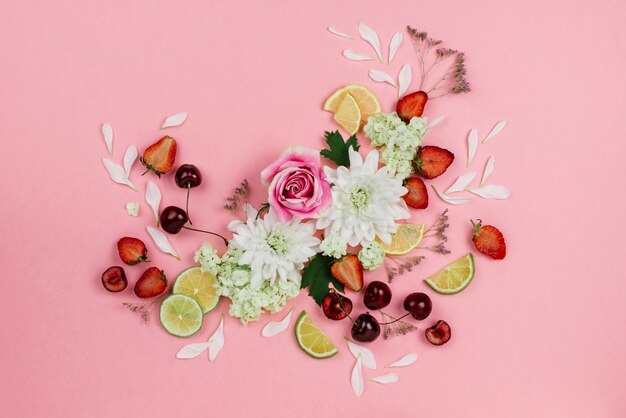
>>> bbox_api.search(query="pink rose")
[260,147,332,222]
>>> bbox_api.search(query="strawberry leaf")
[301,253,345,305]
[320,131,360,167]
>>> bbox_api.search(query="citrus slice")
[333,93,362,135]
[377,224,425,255]
[159,294,203,337]
[324,84,381,122]
[172,267,219,314]
[294,310,338,359]
[424,253,475,295]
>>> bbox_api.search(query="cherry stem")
[181,226,228,246]
[186,185,192,225]
[379,312,411,325]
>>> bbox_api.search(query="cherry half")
[159,205,228,246]
[363,281,392,310]
[322,292,353,320]
[403,292,432,320]
[101,266,127,292]
[351,313,381,343]
[175,164,202,225]
[425,320,451,346]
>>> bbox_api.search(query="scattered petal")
[146,226,179,259]
[351,355,364,397]
[481,156,496,186]
[388,32,403,64]
[469,185,510,200]
[432,185,471,205]
[425,115,445,135]
[342,50,373,61]
[369,373,399,384]
[346,340,377,369]
[208,315,225,361]
[483,120,507,143]
[145,181,161,226]
[102,158,137,191]
[160,112,188,129]
[126,202,140,217]
[369,69,397,88]
[386,353,418,368]
[176,342,210,359]
[261,308,294,337]
[101,123,113,156]
[123,145,137,177]
[328,26,352,39]
[467,128,478,167]
[397,64,412,97]
[445,172,477,194]
[358,23,382,62]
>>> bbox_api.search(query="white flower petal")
[351,355,364,397]
[145,181,161,226]
[102,158,137,191]
[160,112,187,129]
[481,156,495,186]
[123,145,137,177]
[261,308,293,337]
[425,115,445,135]
[146,226,179,259]
[358,23,382,62]
[369,373,399,384]
[468,128,478,167]
[328,26,352,39]
[101,123,113,156]
[397,64,412,97]
[369,69,397,88]
[445,172,477,194]
[483,120,507,143]
[469,185,510,199]
[388,32,403,64]
[431,185,471,205]
[176,342,210,359]
[208,316,225,361]
[347,340,376,369]
[342,50,373,61]
[386,353,418,367]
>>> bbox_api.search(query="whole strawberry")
[117,237,149,265]
[140,136,177,177]
[134,267,167,298]
[471,219,506,260]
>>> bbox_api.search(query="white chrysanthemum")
[316,148,410,247]
[228,206,320,289]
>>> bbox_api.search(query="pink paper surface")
[1,0,625,416]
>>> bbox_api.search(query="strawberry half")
[134,267,167,298]
[417,146,455,179]
[331,255,364,292]
[402,176,429,209]
[396,91,428,122]
[140,136,177,177]
[117,237,149,265]
[471,220,506,260]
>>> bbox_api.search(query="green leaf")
[301,253,345,305]
[320,130,360,167]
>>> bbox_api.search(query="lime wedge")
[424,253,475,294]
[172,267,219,314]
[377,224,425,255]
[160,294,203,337]
[294,310,338,359]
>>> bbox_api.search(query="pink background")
[1,0,625,416]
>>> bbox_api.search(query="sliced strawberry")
[396,91,428,122]
[101,266,128,292]
[134,267,167,298]
[471,220,506,260]
[417,146,455,179]
[117,237,148,265]
[331,255,364,292]
[140,136,177,177]
[402,176,429,209]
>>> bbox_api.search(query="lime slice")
[294,310,338,359]
[172,267,219,314]
[333,93,362,135]
[377,224,425,255]
[324,84,381,123]
[424,253,475,294]
[159,294,203,337]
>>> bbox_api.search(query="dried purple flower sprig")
[407,26,471,98]
[379,310,418,339]
[419,209,451,254]
[123,302,156,325]
[223,179,249,219]
[384,255,425,283]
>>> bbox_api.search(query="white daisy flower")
[228,206,320,289]
[316,148,410,247]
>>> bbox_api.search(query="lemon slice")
[160,294,204,337]
[324,84,381,123]
[424,253,475,295]
[377,224,425,255]
[333,93,362,135]
[172,267,220,314]
[294,310,338,359]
